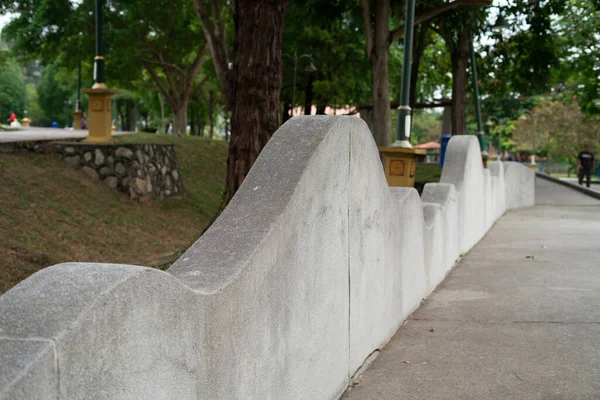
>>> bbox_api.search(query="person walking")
[578,145,595,188]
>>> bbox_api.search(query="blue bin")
[51,122,59,128]
[597,162,600,178]
[439,134,452,167]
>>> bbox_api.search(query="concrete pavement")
[560,177,600,194]
[0,127,133,143]
[343,181,600,399]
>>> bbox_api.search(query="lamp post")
[73,32,84,130]
[21,67,30,127]
[377,0,426,188]
[83,0,117,142]
[394,0,416,148]
[469,36,487,165]
[285,53,317,117]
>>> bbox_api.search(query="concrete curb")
[536,172,600,201]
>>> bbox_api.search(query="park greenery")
[1,0,600,186]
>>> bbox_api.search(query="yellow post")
[73,109,83,130]
[83,85,117,143]
[378,147,427,187]
[21,118,31,127]
[482,154,489,169]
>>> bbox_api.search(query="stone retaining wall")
[53,142,185,202]
[0,141,54,154]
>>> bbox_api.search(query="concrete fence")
[0,116,535,400]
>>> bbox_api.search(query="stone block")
[115,147,133,159]
[64,155,81,166]
[99,166,112,176]
[64,146,76,154]
[94,148,105,165]
[115,162,127,175]
[135,178,146,192]
[103,176,118,189]
[83,152,93,162]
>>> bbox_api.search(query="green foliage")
[0,58,25,122]
[25,83,43,124]
[512,95,600,168]
[555,0,600,115]
[283,0,371,110]
[37,62,74,127]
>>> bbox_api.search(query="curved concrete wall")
[0,117,535,399]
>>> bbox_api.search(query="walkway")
[0,127,133,143]
[344,179,600,399]
[560,177,600,195]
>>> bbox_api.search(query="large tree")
[2,0,209,135]
[360,0,490,146]
[195,0,287,205]
[436,10,473,135]
[0,58,25,123]
[282,0,371,117]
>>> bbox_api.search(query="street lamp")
[83,0,117,143]
[469,36,488,165]
[394,0,416,148]
[284,53,317,117]
[73,32,84,130]
[377,0,426,189]
[22,67,30,127]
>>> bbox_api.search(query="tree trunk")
[172,102,188,136]
[209,90,214,139]
[158,93,167,134]
[316,99,327,115]
[449,29,470,135]
[371,0,391,147]
[225,0,287,206]
[125,101,135,132]
[304,73,314,115]
[117,101,125,131]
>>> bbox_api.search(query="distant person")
[578,145,594,188]
[7,111,16,125]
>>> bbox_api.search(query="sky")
[0,13,14,35]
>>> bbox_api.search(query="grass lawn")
[0,133,227,294]
[415,163,442,184]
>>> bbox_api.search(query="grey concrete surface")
[0,127,132,143]
[561,177,600,194]
[343,205,600,399]
[505,162,536,209]
[536,177,600,205]
[0,117,535,399]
